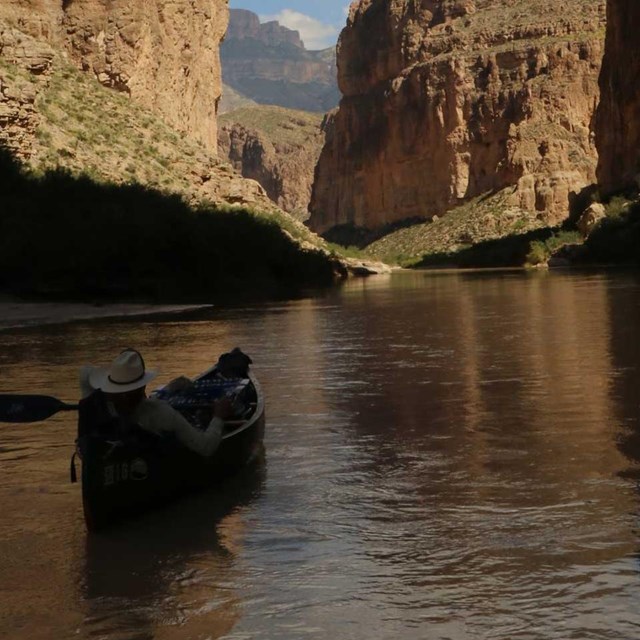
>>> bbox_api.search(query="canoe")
[75,362,265,531]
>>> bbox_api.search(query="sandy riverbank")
[0,299,214,331]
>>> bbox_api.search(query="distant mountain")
[221,9,339,113]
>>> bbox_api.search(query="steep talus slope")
[0,0,228,149]
[218,106,325,219]
[310,0,605,235]
[595,0,640,195]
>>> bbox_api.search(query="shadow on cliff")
[413,193,640,269]
[412,228,557,268]
[581,201,640,266]
[322,218,429,250]
[0,147,337,302]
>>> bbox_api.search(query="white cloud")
[260,9,340,50]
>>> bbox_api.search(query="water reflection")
[606,273,640,479]
[276,270,640,637]
[82,464,265,640]
[2,271,640,639]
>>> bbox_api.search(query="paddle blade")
[0,394,78,423]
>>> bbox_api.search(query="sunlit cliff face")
[0,0,229,150]
[310,0,605,234]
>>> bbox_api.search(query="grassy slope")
[219,105,324,146]
[31,61,218,196]
[363,188,640,270]
[364,189,545,266]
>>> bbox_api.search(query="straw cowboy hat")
[89,349,158,393]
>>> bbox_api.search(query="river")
[1,269,640,639]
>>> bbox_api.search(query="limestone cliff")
[218,106,325,219]
[0,21,287,216]
[0,0,228,149]
[0,24,54,159]
[595,0,640,195]
[310,0,605,235]
[221,9,339,113]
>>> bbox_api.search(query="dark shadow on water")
[81,461,266,639]
[609,275,640,481]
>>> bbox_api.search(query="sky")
[228,0,351,50]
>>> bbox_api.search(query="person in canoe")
[79,348,231,457]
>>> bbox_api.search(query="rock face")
[218,106,325,219]
[0,0,228,150]
[226,9,305,49]
[0,23,54,159]
[577,202,606,237]
[309,0,605,234]
[221,9,339,113]
[595,0,640,195]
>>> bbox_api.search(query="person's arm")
[137,398,230,457]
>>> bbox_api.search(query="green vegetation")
[604,195,631,220]
[368,185,639,270]
[0,149,338,301]
[28,60,223,198]
[581,197,640,265]
[219,105,323,146]
[412,228,552,269]
[332,177,640,270]
[525,231,583,266]
[361,190,546,267]
[325,242,369,260]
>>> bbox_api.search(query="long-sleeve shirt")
[79,366,223,458]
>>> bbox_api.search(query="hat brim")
[89,368,158,393]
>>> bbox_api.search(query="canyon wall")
[595,0,640,195]
[0,0,228,150]
[309,0,605,234]
[218,106,325,219]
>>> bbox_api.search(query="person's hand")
[213,397,233,420]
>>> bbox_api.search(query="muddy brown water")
[1,269,640,639]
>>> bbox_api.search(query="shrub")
[0,147,336,300]
[525,241,548,266]
[605,196,630,220]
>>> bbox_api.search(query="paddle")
[0,394,79,423]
